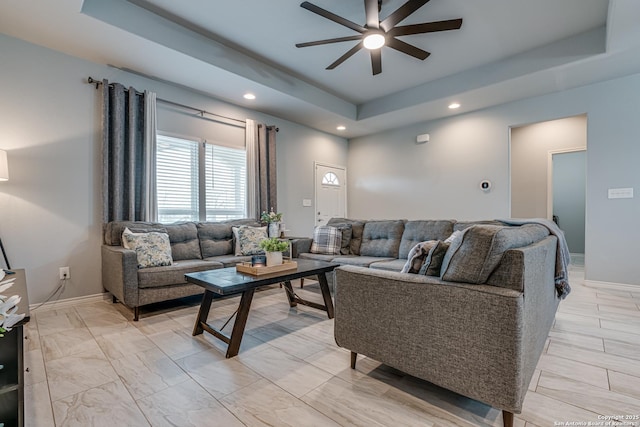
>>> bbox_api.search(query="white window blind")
[156,135,246,223]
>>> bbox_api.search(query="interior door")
[315,163,346,226]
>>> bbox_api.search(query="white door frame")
[546,147,586,220]
[314,162,347,225]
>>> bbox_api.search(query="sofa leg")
[112,295,117,303]
[133,306,140,322]
[350,351,357,369]
[502,410,514,427]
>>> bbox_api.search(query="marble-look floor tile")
[81,311,132,337]
[35,308,85,336]
[131,313,186,335]
[147,328,212,360]
[45,347,119,401]
[24,348,47,386]
[137,378,244,427]
[73,301,121,319]
[110,347,191,400]
[95,327,157,360]
[221,378,341,427]
[536,371,640,414]
[40,327,102,361]
[25,379,55,427]
[247,323,330,360]
[304,345,352,376]
[175,349,262,399]
[52,380,150,427]
[552,320,640,346]
[608,370,640,400]
[238,345,333,398]
[547,329,604,351]
[601,318,640,334]
[604,339,640,361]
[547,341,640,377]
[528,369,541,392]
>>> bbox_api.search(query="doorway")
[315,162,347,226]
[510,115,587,262]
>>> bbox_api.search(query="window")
[156,135,246,223]
[321,172,340,186]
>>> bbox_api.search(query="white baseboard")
[29,292,110,312]
[584,279,640,290]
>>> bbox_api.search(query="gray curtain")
[101,80,157,223]
[257,124,278,216]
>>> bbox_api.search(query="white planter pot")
[268,222,280,238]
[265,251,283,267]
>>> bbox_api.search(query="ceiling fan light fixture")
[363,32,385,50]
[448,102,461,109]
[243,93,256,100]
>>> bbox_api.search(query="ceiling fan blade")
[327,43,363,70]
[387,38,430,60]
[296,35,363,48]
[380,0,430,32]
[370,49,382,75]
[301,2,366,33]
[389,18,463,36]
[364,0,379,29]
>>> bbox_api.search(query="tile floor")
[23,264,640,426]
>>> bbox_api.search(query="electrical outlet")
[59,267,70,280]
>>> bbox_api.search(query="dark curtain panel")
[257,125,277,215]
[101,80,150,222]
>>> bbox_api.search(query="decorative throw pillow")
[401,240,439,274]
[233,226,267,255]
[418,241,451,276]
[310,225,342,255]
[121,227,173,269]
[236,226,268,255]
[335,224,353,255]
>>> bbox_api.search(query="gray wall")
[510,115,587,218]
[0,34,347,304]
[348,74,640,285]
[553,151,586,253]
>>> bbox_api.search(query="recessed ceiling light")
[448,103,461,109]
[243,93,256,100]
[336,125,346,131]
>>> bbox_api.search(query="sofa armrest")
[290,238,312,258]
[101,245,139,306]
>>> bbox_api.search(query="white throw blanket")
[497,218,571,299]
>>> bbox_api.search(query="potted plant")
[260,208,283,237]
[259,237,289,266]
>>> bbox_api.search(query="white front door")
[315,163,346,227]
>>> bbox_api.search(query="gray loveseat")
[294,218,564,427]
[101,219,260,320]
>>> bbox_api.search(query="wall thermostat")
[480,180,492,191]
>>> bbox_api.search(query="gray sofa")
[101,219,260,320]
[294,218,563,427]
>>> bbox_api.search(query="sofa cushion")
[137,259,222,289]
[203,255,253,268]
[418,241,450,276]
[441,224,549,284]
[369,259,406,272]
[332,256,396,267]
[104,221,166,246]
[197,220,260,258]
[299,252,340,262]
[359,220,405,258]
[164,222,202,261]
[399,220,455,259]
[328,218,365,255]
[401,240,439,274]
[122,228,173,269]
[311,225,342,255]
[335,224,353,255]
[453,220,504,232]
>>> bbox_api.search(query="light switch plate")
[608,188,634,199]
[302,199,312,207]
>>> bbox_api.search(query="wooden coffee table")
[185,259,338,358]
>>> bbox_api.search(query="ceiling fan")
[296,0,463,75]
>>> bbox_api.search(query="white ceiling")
[1,0,640,138]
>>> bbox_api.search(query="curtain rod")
[87,76,257,128]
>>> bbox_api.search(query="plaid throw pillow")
[310,226,342,255]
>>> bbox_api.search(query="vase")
[265,251,283,267]
[268,222,280,238]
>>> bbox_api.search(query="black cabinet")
[0,269,29,427]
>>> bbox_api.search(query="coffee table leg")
[226,288,255,358]
[317,273,335,319]
[193,290,214,336]
[283,280,298,307]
